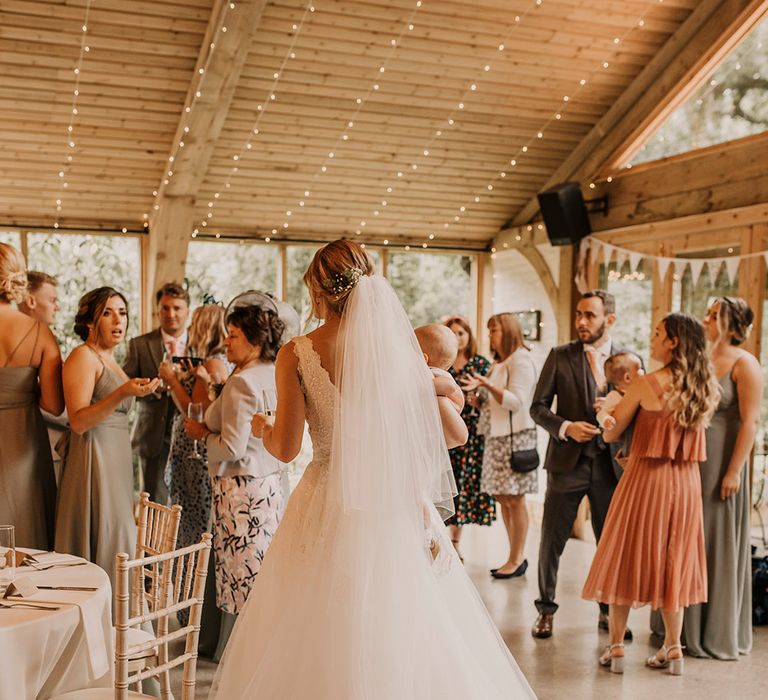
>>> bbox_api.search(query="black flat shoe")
[491,559,528,579]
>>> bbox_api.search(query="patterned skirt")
[479,429,539,496]
[212,473,285,614]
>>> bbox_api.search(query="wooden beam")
[591,134,768,233]
[147,0,266,310]
[512,0,768,226]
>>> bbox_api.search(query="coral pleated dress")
[582,374,708,612]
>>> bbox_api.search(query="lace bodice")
[293,336,335,464]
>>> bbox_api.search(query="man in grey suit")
[530,290,632,640]
[124,282,190,504]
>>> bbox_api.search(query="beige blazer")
[483,350,538,438]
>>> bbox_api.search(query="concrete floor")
[177,519,768,699]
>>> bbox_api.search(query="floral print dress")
[447,355,496,526]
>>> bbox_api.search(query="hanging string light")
[410,0,669,249]
[52,0,94,230]
[153,0,243,226]
[193,0,317,239]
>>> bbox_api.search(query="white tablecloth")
[0,554,113,699]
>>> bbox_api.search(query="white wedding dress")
[210,277,536,699]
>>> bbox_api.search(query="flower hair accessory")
[322,267,363,297]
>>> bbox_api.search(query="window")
[672,256,739,319]
[0,231,21,249]
[185,241,278,309]
[630,14,768,165]
[25,233,142,360]
[387,252,474,327]
[286,245,319,329]
[601,260,653,367]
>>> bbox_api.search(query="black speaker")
[536,181,591,246]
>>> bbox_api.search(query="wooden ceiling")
[0,0,702,248]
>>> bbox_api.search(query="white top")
[483,349,538,437]
[205,362,280,479]
[596,389,623,428]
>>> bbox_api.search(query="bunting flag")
[574,235,768,290]
[656,257,673,283]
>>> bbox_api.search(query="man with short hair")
[124,282,190,504]
[530,289,632,640]
[18,271,59,326]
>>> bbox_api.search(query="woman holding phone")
[159,302,230,556]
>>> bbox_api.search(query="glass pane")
[630,15,768,165]
[26,233,142,361]
[286,246,319,328]
[387,252,473,327]
[185,241,278,309]
[601,260,653,367]
[0,231,21,250]
[672,260,739,319]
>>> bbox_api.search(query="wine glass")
[261,389,277,417]
[189,402,204,459]
[0,526,15,595]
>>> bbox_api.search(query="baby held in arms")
[414,323,466,439]
[596,352,643,465]
[414,324,468,569]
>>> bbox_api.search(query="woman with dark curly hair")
[55,287,159,588]
[0,242,63,549]
[185,301,286,655]
[443,316,494,560]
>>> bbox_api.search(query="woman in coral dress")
[582,313,720,676]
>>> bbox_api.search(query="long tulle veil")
[331,274,456,522]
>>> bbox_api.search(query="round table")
[0,553,113,699]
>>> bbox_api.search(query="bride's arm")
[252,341,306,463]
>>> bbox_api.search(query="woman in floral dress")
[444,316,494,560]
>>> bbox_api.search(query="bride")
[210,239,536,699]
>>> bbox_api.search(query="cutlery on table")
[0,601,61,611]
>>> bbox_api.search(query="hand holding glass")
[189,402,205,459]
[262,389,277,417]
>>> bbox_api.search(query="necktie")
[167,336,179,358]
[585,348,606,393]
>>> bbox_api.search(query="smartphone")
[172,356,204,367]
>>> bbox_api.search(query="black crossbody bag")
[506,365,539,474]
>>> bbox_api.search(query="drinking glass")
[261,389,277,417]
[189,402,204,459]
[0,526,15,593]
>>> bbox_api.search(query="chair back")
[133,492,182,618]
[115,533,212,699]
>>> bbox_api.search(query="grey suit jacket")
[530,339,627,474]
[123,328,173,459]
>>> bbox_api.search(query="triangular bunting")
[656,257,673,283]
[628,251,643,272]
[724,256,740,284]
[615,250,628,272]
[603,242,613,267]
[688,259,705,285]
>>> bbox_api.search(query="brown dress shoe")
[532,613,553,639]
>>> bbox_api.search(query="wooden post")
[738,224,767,359]
[476,252,493,355]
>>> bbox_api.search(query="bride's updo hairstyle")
[714,296,754,346]
[303,239,374,318]
[0,242,28,304]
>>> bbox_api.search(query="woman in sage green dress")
[55,287,159,589]
[0,242,63,549]
[687,297,761,659]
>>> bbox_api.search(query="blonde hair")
[414,324,459,370]
[188,304,227,358]
[487,312,529,361]
[662,313,720,430]
[303,239,374,318]
[0,242,28,304]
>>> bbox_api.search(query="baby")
[414,324,465,418]
[596,351,643,466]
[414,324,467,569]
